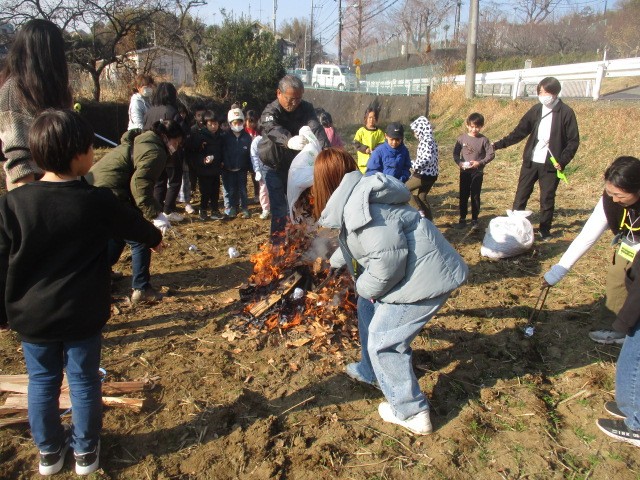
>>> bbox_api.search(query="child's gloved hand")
[255,171,262,182]
[287,135,308,151]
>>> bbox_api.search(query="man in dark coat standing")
[259,75,330,242]
[493,77,579,241]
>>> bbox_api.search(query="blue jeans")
[616,321,640,431]
[353,294,449,420]
[22,335,102,454]
[264,167,288,239]
[108,238,151,290]
[221,170,248,211]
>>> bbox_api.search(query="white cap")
[228,108,244,123]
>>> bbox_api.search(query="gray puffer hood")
[319,171,411,231]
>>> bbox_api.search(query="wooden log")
[248,271,302,318]
[0,415,29,427]
[0,406,26,416]
[1,376,152,395]
[3,393,144,412]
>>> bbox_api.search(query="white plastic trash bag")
[480,210,534,259]
[287,126,321,222]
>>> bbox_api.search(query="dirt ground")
[1,138,639,479]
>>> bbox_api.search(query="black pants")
[459,169,483,220]
[198,174,220,212]
[406,174,437,221]
[154,163,183,214]
[512,162,560,233]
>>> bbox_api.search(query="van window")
[321,68,330,75]
[333,69,340,76]
[340,67,349,75]
[315,67,321,74]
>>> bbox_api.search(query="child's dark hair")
[604,156,640,193]
[466,112,485,127]
[245,110,259,121]
[151,119,184,139]
[203,110,218,124]
[28,109,94,173]
[318,111,333,128]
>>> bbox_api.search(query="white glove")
[153,213,171,236]
[299,125,313,137]
[543,264,569,286]
[287,135,308,151]
[255,171,262,182]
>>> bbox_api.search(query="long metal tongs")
[523,285,551,337]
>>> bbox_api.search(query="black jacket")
[0,181,161,342]
[494,99,579,171]
[187,126,223,177]
[258,99,329,171]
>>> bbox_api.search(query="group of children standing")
[352,105,493,228]
[183,106,271,221]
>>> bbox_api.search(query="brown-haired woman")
[128,74,154,131]
[313,148,468,435]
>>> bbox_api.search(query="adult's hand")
[287,135,308,151]
[151,241,165,254]
[153,213,171,236]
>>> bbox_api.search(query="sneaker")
[588,329,625,345]
[470,219,479,230]
[241,209,251,219]
[378,402,432,435]
[184,203,196,214]
[74,441,100,475]
[226,207,237,218]
[198,210,208,221]
[604,401,626,419]
[596,418,640,447]
[39,425,71,475]
[259,210,271,220]
[345,363,380,389]
[210,211,224,221]
[538,229,553,241]
[131,286,163,304]
[453,219,467,230]
[166,212,184,222]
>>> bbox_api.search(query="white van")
[311,64,357,91]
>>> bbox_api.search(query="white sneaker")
[378,402,432,435]
[184,203,195,214]
[166,212,184,222]
[259,210,270,220]
[588,330,625,345]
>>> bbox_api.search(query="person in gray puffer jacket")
[313,148,468,436]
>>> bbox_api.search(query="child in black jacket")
[188,110,224,220]
[0,109,162,475]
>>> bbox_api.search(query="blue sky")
[195,0,612,55]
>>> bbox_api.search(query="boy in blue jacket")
[365,122,411,182]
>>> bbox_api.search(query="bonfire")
[233,223,359,351]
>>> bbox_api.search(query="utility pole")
[465,0,478,99]
[454,0,462,45]
[272,0,277,34]
[308,0,314,69]
[338,0,343,65]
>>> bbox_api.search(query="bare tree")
[394,0,455,52]
[162,0,207,83]
[508,0,564,24]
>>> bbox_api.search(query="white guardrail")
[360,57,640,99]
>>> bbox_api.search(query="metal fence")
[307,57,640,99]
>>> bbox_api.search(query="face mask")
[142,87,153,97]
[231,125,244,133]
[539,95,555,106]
